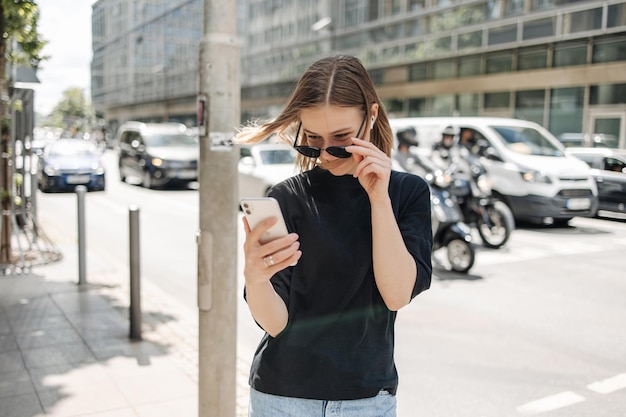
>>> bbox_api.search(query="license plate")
[566,198,591,210]
[66,175,90,184]
[176,170,196,179]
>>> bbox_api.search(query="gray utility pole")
[197,1,240,416]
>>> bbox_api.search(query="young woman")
[236,55,433,417]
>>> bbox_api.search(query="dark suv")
[117,122,198,188]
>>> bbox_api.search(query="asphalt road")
[35,150,626,417]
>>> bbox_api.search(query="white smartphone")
[240,197,289,244]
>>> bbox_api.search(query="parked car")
[558,133,619,148]
[238,143,297,200]
[38,139,106,192]
[566,147,626,215]
[117,122,198,188]
[389,117,598,225]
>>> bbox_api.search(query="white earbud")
[370,116,376,130]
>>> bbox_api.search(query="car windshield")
[259,149,296,165]
[144,133,197,147]
[48,142,97,158]
[492,126,564,157]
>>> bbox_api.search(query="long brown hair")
[235,55,393,172]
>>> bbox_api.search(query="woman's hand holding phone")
[241,198,301,285]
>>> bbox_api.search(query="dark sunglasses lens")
[326,147,351,158]
[295,146,321,158]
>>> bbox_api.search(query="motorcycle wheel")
[446,239,475,273]
[477,201,515,249]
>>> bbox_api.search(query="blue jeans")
[248,387,397,417]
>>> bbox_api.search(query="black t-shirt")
[247,167,432,401]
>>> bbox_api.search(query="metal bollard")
[76,185,87,286]
[31,169,38,242]
[129,205,142,340]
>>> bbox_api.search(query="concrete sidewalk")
[0,251,250,417]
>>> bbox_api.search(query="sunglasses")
[293,114,367,159]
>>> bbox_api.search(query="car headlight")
[520,169,552,184]
[151,157,163,167]
[92,163,105,175]
[44,165,59,176]
[476,174,492,193]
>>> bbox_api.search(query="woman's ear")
[370,103,379,130]
[370,103,379,120]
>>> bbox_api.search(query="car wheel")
[143,171,154,189]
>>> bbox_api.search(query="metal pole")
[198,1,240,416]
[76,185,87,285]
[129,205,142,340]
[30,168,37,242]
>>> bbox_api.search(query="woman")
[236,55,432,417]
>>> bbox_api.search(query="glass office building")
[92,0,626,147]
[92,0,205,133]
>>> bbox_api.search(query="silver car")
[567,147,626,215]
[238,143,297,200]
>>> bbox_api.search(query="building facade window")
[553,42,588,67]
[458,56,481,77]
[549,87,584,137]
[590,83,626,105]
[608,3,626,28]
[515,90,546,125]
[486,53,512,74]
[562,7,603,35]
[458,29,483,50]
[518,47,548,71]
[488,23,517,45]
[523,17,555,40]
[426,35,450,57]
[409,62,429,81]
[484,92,511,109]
[384,98,404,116]
[592,36,626,64]
[433,59,455,79]
[432,94,454,116]
[408,0,426,11]
[369,68,385,85]
[408,97,427,116]
[458,93,479,116]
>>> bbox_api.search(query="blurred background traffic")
[3,0,626,274]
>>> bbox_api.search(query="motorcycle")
[446,156,515,249]
[426,171,476,274]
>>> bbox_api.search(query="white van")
[389,117,599,225]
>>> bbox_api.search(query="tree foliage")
[2,0,47,70]
[0,0,47,264]
[43,87,95,133]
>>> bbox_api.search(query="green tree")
[0,0,47,264]
[47,87,95,134]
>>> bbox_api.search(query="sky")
[32,0,95,116]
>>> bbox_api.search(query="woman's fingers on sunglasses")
[349,137,378,149]
[356,153,392,186]
[354,156,389,180]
